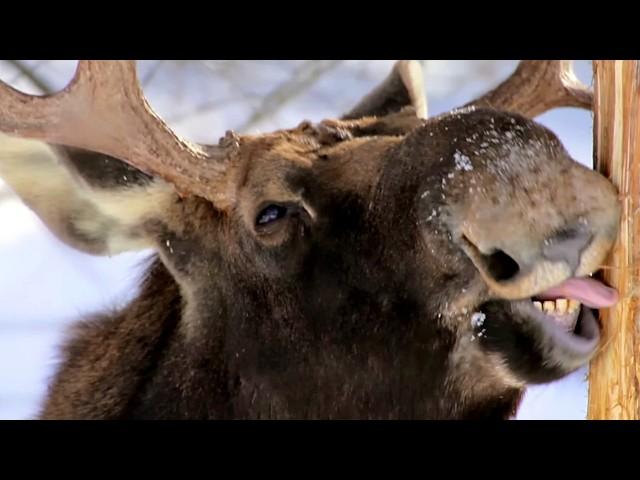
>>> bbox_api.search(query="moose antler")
[0,60,592,206]
[343,60,428,120]
[0,61,238,207]
[464,60,593,118]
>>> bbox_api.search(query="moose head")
[0,60,619,419]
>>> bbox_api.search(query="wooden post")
[587,60,640,419]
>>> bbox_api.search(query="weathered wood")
[588,60,640,420]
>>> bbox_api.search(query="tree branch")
[4,60,53,95]
[165,96,247,124]
[236,60,343,132]
[141,60,164,87]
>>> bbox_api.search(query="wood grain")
[588,60,640,420]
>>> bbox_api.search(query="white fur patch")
[0,134,173,255]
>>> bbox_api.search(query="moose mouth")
[460,234,619,358]
[515,276,618,359]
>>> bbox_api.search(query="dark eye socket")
[256,204,288,227]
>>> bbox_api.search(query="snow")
[454,151,474,171]
[471,312,486,328]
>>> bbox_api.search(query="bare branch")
[166,97,247,125]
[4,60,54,95]
[237,60,343,132]
[141,60,165,87]
[199,60,260,103]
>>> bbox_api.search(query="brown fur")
[0,66,620,419]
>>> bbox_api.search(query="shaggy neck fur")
[41,244,524,420]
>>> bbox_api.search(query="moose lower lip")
[513,300,601,359]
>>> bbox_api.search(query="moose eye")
[256,204,288,227]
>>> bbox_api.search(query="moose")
[0,60,620,419]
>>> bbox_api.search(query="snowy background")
[0,60,596,419]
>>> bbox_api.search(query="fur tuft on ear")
[0,133,174,256]
[342,60,427,120]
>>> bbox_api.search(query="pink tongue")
[537,277,619,308]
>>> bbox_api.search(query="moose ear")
[342,60,427,120]
[0,134,174,256]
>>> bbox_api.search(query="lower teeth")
[532,298,581,332]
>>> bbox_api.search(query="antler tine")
[343,60,427,120]
[397,60,428,119]
[463,60,593,118]
[0,60,236,206]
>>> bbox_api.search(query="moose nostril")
[484,249,521,281]
[542,227,593,272]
